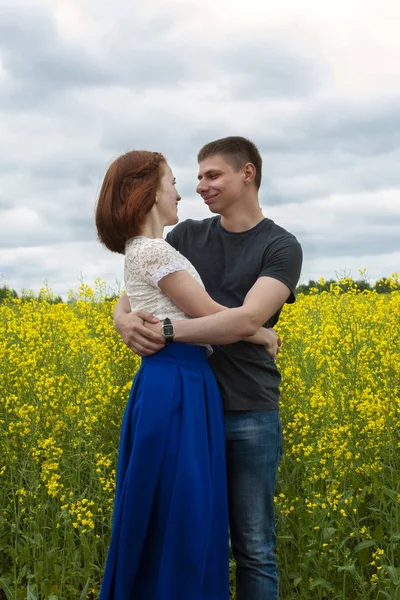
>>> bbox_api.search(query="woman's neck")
[139,216,164,239]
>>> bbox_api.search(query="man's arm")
[162,231,302,345]
[165,232,303,345]
[174,276,290,344]
[145,276,291,346]
[157,270,281,351]
[114,277,282,356]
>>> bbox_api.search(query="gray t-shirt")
[166,216,303,411]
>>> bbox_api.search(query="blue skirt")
[99,343,230,600]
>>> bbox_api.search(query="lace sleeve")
[128,238,187,288]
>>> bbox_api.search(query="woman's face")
[156,162,181,226]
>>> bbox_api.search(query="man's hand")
[114,310,165,356]
[264,328,282,360]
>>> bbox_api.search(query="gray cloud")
[0,4,111,110]
[296,98,400,156]
[301,228,400,259]
[254,97,400,206]
[0,0,399,295]
[358,213,400,226]
[0,1,326,117]
[225,41,325,99]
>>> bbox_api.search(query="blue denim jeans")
[225,410,282,600]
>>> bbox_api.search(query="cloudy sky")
[1,0,399,298]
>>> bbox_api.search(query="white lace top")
[124,236,211,353]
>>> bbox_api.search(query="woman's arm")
[158,270,275,347]
[156,270,280,355]
[145,275,290,347]
[114,270,283,356]
[157,270,226,317]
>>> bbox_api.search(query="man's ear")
[243,162,256,185]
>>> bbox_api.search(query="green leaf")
[53,564,62,578]
[376,592,392,600]
[34,532,44,546]
[355,539,376,552]
[41,579,53,596]
[322,527,337,542]
[27,582,38,600]
[309,578,335,593]
[293,577,302,587]
[35,560,44,577]
[358,548,371,567]
[382,487,398,502]
[17,563,27,584]
[79,577,90,600]
[337,563,356,574]
[0,578,14,600]
[373,524,385,542]
[6,546,18,561]
[384,565,400,585]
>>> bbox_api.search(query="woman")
[95,150,277,600]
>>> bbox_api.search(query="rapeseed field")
[0,277,399,599]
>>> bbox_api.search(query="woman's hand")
[264,328,282,359]
[243,327,281,358]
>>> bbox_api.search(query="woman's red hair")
[95,150,166,254]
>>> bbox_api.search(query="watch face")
[164,325,174,336]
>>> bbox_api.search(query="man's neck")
[220,206,265,233]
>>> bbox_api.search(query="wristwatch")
[162,318,175,345]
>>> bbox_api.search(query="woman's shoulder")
[126,236,175,249]
[125,236,169,254]
[125,236,184,265]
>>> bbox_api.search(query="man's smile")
[202,193,219,204]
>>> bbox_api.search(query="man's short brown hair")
[197,136,262,189]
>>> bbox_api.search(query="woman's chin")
[167,215,179,226]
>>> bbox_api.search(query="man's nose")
[196,180,206,195]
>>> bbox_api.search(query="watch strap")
[162,318,175,345]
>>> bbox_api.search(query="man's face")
[196,154,245,214]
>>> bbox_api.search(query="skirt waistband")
[141,342,209,367]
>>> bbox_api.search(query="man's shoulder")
[261,218,301,247]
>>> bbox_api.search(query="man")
[113,136,303,599]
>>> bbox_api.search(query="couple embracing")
[95,136,302,600]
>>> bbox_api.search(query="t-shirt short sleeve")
[165,223,184,251]
[259,236,303,303]
[127,239,186,288]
